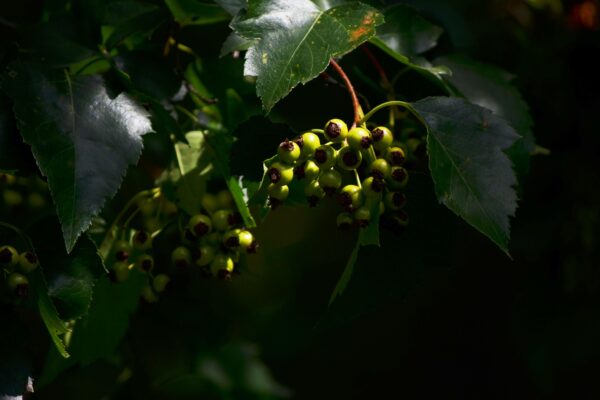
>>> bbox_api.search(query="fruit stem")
[358,100,425,127]
[0,222,35,252]
[354,170,362,188]
[329,59,364,126]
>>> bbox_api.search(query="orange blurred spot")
[569,1,599,30]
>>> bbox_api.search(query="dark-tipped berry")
[324,119,348,142]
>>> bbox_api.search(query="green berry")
[324,119,348,142]
[0,173,16,185]
[305,180,325,207]
[354,207,371,228]
[337,146,362,170]
[141,285,158,303]
[347,127,372,150]
[136,197,156,216]
[188,214,212,237]
[0,245,19,269]
[386,146,406,166]
[362,177,385,198]
[132,230,152,251]
[388,166,409,188]
[216,190,234,210]
[27,192,46,209]
[136,254,154,273]
[171,246,192,267]
[3,190,22,207]
[210,254,235,279]
[318,169,342,195]
[201,193,219,213]
[267,162,294,186]
[196,244,216,267]
[18,251,38,273]
[278,139,301,163]
[223,229,242,249]
[295,132,321,158]
[153,274,171,293]
[238,230,254,251]
[212,209,233,231]
[8,272,29,297]
[336,212,354,230]
[385,191,407,211]
[371,126,394,151]
[268,184,289,201]
[112,261,130,283]
[395,210,410,226]
[294,160,320,181]
[338,185,364,212]
[313,145,337,170]
[113,240,132,261]
[370,159,391,180]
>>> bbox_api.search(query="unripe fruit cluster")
[266,119,410,231]
[0,173,51,220]
[108,189,257,303]
[0,244,39,298]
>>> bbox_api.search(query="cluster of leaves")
[0,0,535,398]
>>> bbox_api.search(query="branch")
[329,59,364,126]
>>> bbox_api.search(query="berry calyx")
[338,185,364,212]
[305,180,325,207]
[113,240,132,261]
[133,230,152,251]
[18,251,38,273]
[318,169,342,195]
[188,214,212,237]
[389,166,409,188]
[313,145,337,170]
[386,146,406,166]
[337,146,362,170]
[0,245,19,269]
[223,229,242,249]
[210,254,235,279]
[153,274,171,293]
[324,119,348,142]
[277,139,301,163]
[370,158,391,180]
[347,127,372,150]
[212,209,233,231]
[8,272,29,297]
[295,132,321,158]
[385,191,407,211]
[267,162,294,186]
[171,246,192,268]
[293,160,320,181]
[371,126,394,151]
[136,254,154,273]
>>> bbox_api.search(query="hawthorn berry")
[324,119,348,142]
[113,240,132,261]
[347,127,372,150]
[133,230,152,251]
[223,229,242,249]
[318,169,342,195]
[354,207,371,228]
[153,274,171,293]
[277,139,301,163]
[267,162,294,186]
[337,146,363,170]
[188,214,212,237]
[295,132,321,158]
[210,254,235,279]
[136,254,154,273]
[238,230,255,251]
[371,126,394,151]
[293,160,320,181]
[362,177,385,198]
[336,212,354,230]
[385,191,407,211]
[304,180,325,207]
[370,158,391,180]
[388,166,409,188]
[171,246,192,267]
[8,272,29,297]
[212,209,233,231]
[196,244,216,267]
[268,183,289,201]
[18,251,38,273]
[386,146,406,166]
[313,145,337,170]
[338,185,364,212]
[0,245,19,269]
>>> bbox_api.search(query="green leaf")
[3,63,152,252]
[38,272,147,386]
[174,131,213,215]
[434,55,535,176]
[232,0,384,111]
[214,0,247,15]
[369,37,453,94]
[412,97,519,254]
[377,4,443,56]
[165,0,231,26]
[329,239,360,303]
[104,9,167,50]
[28,217,105,321]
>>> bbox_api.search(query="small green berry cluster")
[0,173,50,218]
[107,190,257,303]
[0,244,39,298]
[266,119,409,231]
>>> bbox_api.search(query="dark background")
[2,0,600,399]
